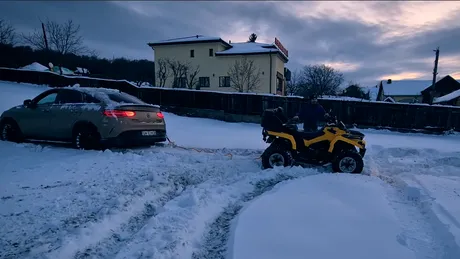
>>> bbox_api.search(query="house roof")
[215,42,288,62]
[148,35,231,48]
[148,35,288,62]
[382,80,432,96]
[433,89,460,104]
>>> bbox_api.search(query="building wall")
[153,43,286,94]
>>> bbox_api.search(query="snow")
[148,35,222,45]
[0,67,140,88]
[2,81,460,259]
[75,67,90,74]
[0,81,49,112]
[216,42,279,55]
[19,62,49,72]
[433,89,460,104]
[382,80,431,96]
[231,174,416,259]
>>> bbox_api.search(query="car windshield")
[105,92,145,105]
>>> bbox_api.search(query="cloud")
[0,1,459,86]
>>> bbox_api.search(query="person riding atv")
[260,106,366,174]
[293,96,329,131]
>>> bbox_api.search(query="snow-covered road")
[1,81,460,259]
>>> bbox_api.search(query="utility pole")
[429,47,440,105]
[41,22,49,51]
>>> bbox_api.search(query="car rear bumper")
[101,129,167,147]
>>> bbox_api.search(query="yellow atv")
[260,107,366,174]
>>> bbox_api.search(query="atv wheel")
[73,125,101,150]
[332,151,364,174]
[0,119,23,143]
[262,147,294,169]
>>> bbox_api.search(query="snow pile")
[231,174,416,259]
[19,62,49,72]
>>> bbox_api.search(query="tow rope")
[165,136,262,161]
[166,135,233,159]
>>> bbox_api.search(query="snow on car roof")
[66,84,160,108]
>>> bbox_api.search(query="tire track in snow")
[43,147,263,259]
[191,174,296,259]
[72,184,182,259]
[191,167,331,259]
[367,147,460,259]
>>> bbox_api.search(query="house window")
[209,48,214,57]
[199,77,210,88]
[190,49,195,58]
[174,77,187,88]
[219,76,230,87]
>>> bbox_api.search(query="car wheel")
[332,151,364,174]
[0,120,23,143]
[73,125,101,150]
[261,147,294,169]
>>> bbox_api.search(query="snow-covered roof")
[216,42,288,60]
[382,80,431,96]
[216,42,275,55]
[433,89,460,104]
[148,35,225,46]
[19,62,49,72]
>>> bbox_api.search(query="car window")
[56,90,83,104]
[36,92,58,105]
[106,92,145,104]
[83,93,101,104]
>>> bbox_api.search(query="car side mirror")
[23,99,33,108]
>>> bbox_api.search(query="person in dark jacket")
[294,96,328,131]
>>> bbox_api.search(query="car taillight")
[156,112,164,119]
[103,110,136,117]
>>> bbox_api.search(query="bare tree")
[21,19,94,55]
[165,58,188,88]
[186,64,200,89]
[299,64,344,97]
[227,56,261,93]
[0,19,16,45]
[286,69,302,96]
[156,58,170,87]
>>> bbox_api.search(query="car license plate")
[141,131,156,136]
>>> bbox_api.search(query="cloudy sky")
[1,1,460,86]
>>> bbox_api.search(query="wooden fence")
[2,67,460,132]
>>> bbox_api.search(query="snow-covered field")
[1,80,460,259]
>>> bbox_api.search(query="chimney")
[387,79,392,84]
